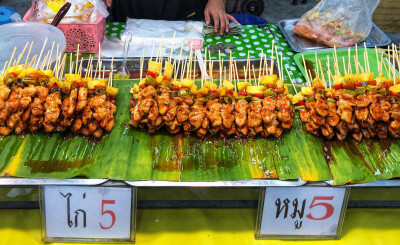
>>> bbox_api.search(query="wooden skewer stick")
[234,61,239,91]
[327,55,331,89]
[252,65,257,86]
[150,41,156,61]
[302,54,310,86]
[102,66,105,79]
[78,57,84,76]
[355,43,359,73]
[270,40,275,75]
[285,67,297,94]
[24,41,34,68]
[347,48,352,74]
[224,66,227,84]
[2,61,8,76]
[229,51,233,83]
[15,42,29,66]
[318,60,325,86]
[110,56,114,86]
[364,42,370,73]
[46,41,55,70]
[193,53,197,81]
[258,49,264,84]
[315,52,319,79]
[219,57,223,84]
[75,44,80,74]
[8,47,16,69]
[169,31,176,63]
[156,36,164,63]
[342,57,347,75]
[29,55,38,68]
[35,37,48,69]
[246,50,251,81]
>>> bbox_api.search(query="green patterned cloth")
[105,22,306,85]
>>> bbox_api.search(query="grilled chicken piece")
[247,101,262,128]
[355,94,370,108]
[261,96,276,124]
[44,92,62,124]
[299,108,311,123]
[92,95,107,121]
[326,102,340,127]
[76,87,88,112]
[207,99,222,127]
[315,94,329,117]
[189,101,207,130]
[156,86,170,115]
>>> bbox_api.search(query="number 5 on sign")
[40,186,135,243]
[255,187,350,239]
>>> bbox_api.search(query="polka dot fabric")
[106,23,306,85]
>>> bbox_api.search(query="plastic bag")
[293,0,380,47]
[29,0,108,24]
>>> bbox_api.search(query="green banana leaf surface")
[0,80,399,185]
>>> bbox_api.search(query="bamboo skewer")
[169,31,176,63]
[35,37,48,69]
[270,40,275,75]
[285,67,297,94]
[150,42,156,61]
[8,47,16,69]
[258,50,264,84]
[24,41,34,68]
[75,44,80,74]
[327,55,331,89]
[234,61,239,91]
[302,54,310,86]
[1,61,8,76]
[15,42,29,66]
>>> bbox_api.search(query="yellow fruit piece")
[190,84,197,94]
[139,78,147,86]
[88,79,107,90]
[106,86,119,97]
[301,86,313,96]
[131,84,139,94]
[246,86,265,95]
[312,77,324,88]
[181,79,193,88]
[197,87,209,95]
[223,80,235,90]
[0,75,4,85]
[6,65,24,76]
[148,61,161,74]
[389,84,400,93]
[260,74,278,85]
[156,75,164,84]
[375,75,387,86]
[333,75,344,85]
[65,74,82,83]
[284,84,289,94]
[164,61,174,78]
[237,82,252,92]
[43,70,54,78]
[26,68,45,76]
[276,80,284,89]
[357,72,374,82]
[217,87,226,96]
[292,92,304,104]
[344,73,353,83]
[82,77,92,83]
[325,88,335,96]
[48,77,59,86]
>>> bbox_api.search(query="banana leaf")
[0,79,399,185]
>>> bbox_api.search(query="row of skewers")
[129,41,295,138]
[292,44,400,141]
[0,41,119,138]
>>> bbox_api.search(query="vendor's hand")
[102,0,112,7]
[204,0,238,35]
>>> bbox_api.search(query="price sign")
[40,186,135,243]
[255,187,349,239]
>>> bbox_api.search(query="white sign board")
[41,186,134,243]
[255,187,349,239]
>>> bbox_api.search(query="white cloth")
[101,19,204,59]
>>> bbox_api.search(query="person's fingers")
[225,15,230,33]
[218,14,226,35]
[213,13,220,33]
[105,0,112,7]
[227,14,239,24]
[204,8,211,25]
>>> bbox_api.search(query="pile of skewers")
[292,44,400,141]
[0,41,119,138]
[129,41,295,138]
